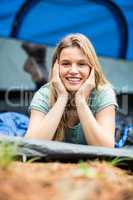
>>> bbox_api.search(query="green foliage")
[109,156,132,167]
[0,142,18,170]
[79,160,97,178]
[26,157,41,164]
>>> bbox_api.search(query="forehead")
[59,46,87,60]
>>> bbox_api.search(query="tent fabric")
[0,0,132,60]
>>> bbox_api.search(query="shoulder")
[96,83,116,97]
[89,84,118,114]
[29,83,50,113]
[35,82,50,97]
[32,82,50,102]
[92,83,116,98]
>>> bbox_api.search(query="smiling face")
[59,46,91,92]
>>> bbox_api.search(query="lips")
[65,77,81,84]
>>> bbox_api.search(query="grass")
[79,160,97,178]
[26,157,41,164]
[0,141,18,170]
[78,156,133,179]
[109,156,133,167]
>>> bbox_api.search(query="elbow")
[103,138,115,148]
[101,130,115,148]
[106,142,115,148]
[25,129,53,140]
[25,130,32,139]
[25,129,36,139]
[86,137,115,148]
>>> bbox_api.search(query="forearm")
[76,98,114,147]
[27,95,68,140]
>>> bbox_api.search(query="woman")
[26,33,118,147]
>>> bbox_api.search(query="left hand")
[75,68,95,102]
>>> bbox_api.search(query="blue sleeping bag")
[0,112,29,137]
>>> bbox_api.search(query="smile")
[66,77,81,84]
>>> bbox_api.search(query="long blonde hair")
[49,33,108,141]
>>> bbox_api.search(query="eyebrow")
[60,59,88,62]
[60,59,70,62]
[77,59,88,62]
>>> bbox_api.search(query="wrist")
[58,94,68,103]
[75,95,86,106]
[75,91,91,102]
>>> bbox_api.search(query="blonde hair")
[49,33,108,141]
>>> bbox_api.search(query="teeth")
[67,77,80,81]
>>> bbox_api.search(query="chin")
[66,85,80,92]
[63,81,82,92]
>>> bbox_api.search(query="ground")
[0,161,133,200]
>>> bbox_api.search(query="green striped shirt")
[29,83,118,145]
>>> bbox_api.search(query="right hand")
[52,60,68,98]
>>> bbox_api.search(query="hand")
[52,60,68,98]
[75,68,95,102]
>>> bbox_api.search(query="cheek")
[83,67,91,79]
[59,67,66,80]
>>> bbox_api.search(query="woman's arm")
[76,96,115,147]
[26,60,68,140]
[75,68,116,147]
[26,95,68,140]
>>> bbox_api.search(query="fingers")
[85,67,96,92]
[89,67,95,79]
[52,59,60,79]
[85,68,95,84]
[52,60,68,97]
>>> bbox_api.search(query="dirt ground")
[0,161,133,200]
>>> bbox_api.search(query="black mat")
[0,135,133,167]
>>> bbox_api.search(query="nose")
[69,64,78,74]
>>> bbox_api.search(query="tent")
[0,0,132,60]
[1,0,133,93]
[0,0,133,162]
